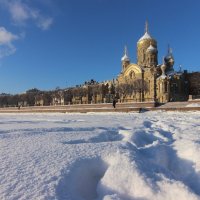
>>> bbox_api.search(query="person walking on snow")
[112,99,116,108]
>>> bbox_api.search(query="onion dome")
[137,21,157,66]
[161,64,167,75]
[160,57,167,78]
[121,46,130,62]
[121,54,129,62]
[164,46,174,68]
[146,42,157,53]
[138,32,152,42]
[137,21,157,45]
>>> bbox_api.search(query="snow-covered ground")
[186,103,200,107]
[0,111,200,200]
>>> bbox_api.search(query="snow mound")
[56,157,108,200]
[63,129,123,144]
[97,148,200,200]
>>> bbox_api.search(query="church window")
[143,50,145,62]
[129,71,135,79]
[149,80,151,93]
[164,82,167,93]
[160,83,162,93]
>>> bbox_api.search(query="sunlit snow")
[0,111,200,200]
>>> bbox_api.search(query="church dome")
[159,57,167,78]
[137,21,157,46]
[146,43,157,53]
[137,32,157,46]
[138,32,153,42]
[121,46,130,62]
[121,54,130,62]
[164,47,174,68]
[137,21,158,66]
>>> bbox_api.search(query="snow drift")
[0,111,200,200]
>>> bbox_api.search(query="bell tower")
[121,46,130,72]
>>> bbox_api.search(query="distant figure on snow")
[112,99,116,108]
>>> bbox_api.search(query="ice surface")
[0,111,200,200]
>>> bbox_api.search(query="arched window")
[129,71,135,79]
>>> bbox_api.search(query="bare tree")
[116,78,148,102]
[71,87,88,104]
[78,87,88,104]
[115,78,133,102]
[64,89,73,104]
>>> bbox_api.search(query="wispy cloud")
[0,27,19,58]
[37,17,53,31]
[0,0,54,30]
[8,1,29,24]
[29,9,54,31]
[0,0,54,59]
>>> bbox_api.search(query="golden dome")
[137,21,157,47]
[137,21,158,66]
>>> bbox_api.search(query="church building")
[117,22,189,103]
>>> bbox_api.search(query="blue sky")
[0,0,200,94]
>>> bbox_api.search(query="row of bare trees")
[65,79,148,103]
[0,89,52,107]
[0,79,148,107]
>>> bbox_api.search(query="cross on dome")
[167,44,173,55]
[124,45,128,56]
[145,20,149,33]
[138,21,155,42]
